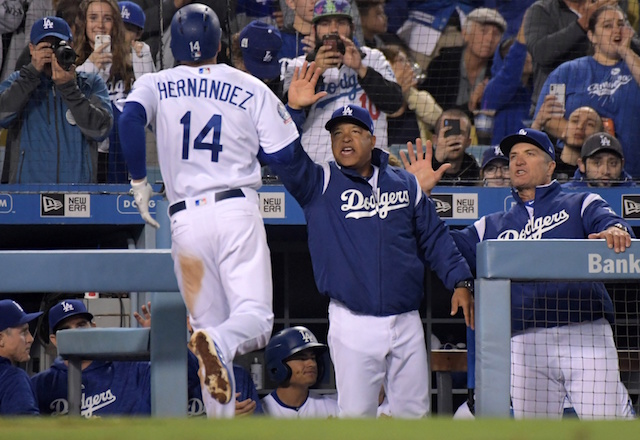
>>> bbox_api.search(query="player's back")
[127,63,298,203]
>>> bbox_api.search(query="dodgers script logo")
[497,209,570,239]
[340,189,410,219]
[50,390,117,417]
[588,75,632,97]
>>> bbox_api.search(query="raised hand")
[400,138,451,195]
[287,61,328,110]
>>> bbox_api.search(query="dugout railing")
[475,239,640,418]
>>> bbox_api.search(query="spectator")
[564,131,636,188]
[234,0,282,32]
[31,300,204,417]
[231,20,284,97]
[422,7,506,116]
[480,21,533,146]
[0,16,112,184]
[283,0,403,164]
[75,0,153,183]
[380,44,442,147]
[0,299,42,416]
[355,0,390,49]
[0,1,26,81]
[533,5,640,179]
[432,109,481,186]
[524,0,640,109]
[272,63,474,417]
[262,326,338,418]
[279,0,317,61]
[554,107,603,182]
[119,1,155,74]
[480,145,509,187]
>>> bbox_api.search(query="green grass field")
[1,417,638,440]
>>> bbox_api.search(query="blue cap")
[481,145,508,169]
[0,300,43,332]
[325,105,374,134]
[499,128,555,160]
[239,21,283,80]
[119,1,146,30]
[30,16,73,44]
[48,300,94,334]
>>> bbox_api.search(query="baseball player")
[0,299,42,415]
[118,3,299,417]
[31,300,204,417]
[267,62,474,418]
[404,128,635,419]
[262,326,338,418]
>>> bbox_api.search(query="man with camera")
[432,109,481,186]
[283,0,403,164]
[0,16,112,184]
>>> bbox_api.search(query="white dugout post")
[475,239,640,418]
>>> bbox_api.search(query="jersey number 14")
[180,111,223,161]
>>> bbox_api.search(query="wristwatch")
[612,223,628,233]
[455,279,474,293]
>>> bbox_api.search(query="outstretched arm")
[400,138,451,195]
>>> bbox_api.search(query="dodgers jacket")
[267,141,472,316]
[0,64,112,183]
[0,356,39,415]
[452,181,635,334]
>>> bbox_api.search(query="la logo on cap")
[518,128,528,135]
[263,51,272,62]
[61,301,75,313]
[342,106,353,116]
[121,6,131,19]
[12,300,25,312]
[43,17,54,30]
[600,135,611,146]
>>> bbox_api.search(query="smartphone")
[95,34,111,53]
[443,118,461,137]
[549,83,566,111]
[321,33,345,55]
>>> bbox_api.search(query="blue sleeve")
[285,104,306,133]
[232,365,263,415]
[1,368,39,415]
[482,42,527,111]
[414,193,473,290]
[582,196,636,238]
[450,224,482,275]
[261,137,324,208]
[118,101,149,180]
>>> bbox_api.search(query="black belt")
[169,189,245,216]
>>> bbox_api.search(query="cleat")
[189,330,232,404]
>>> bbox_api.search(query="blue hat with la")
[499,128,555,160]
[0,300,43,332]
[325,105,374,134]
[30,16,73,44]
[481,145,508,169]
[240,21,283,81]
[48,299,94,334]
[119,1,146,30]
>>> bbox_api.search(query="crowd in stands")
[1,0,639,186]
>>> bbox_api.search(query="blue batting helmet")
[265,326,327,386]
[170,3,221,63]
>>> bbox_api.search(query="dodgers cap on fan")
[48,299,94,334]
[239,21,283,80]
[325,105,374,134]
[119,1,146,30]
[581,132,624,159]
[30,16,73,44]
[0,300,43,332]
[313,0,352,23]
[481,145,508,169]
[499,128,555,161]
[466,7,507,33]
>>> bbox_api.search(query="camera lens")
[54,41,77,71]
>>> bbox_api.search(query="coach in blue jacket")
[267,62,474,418]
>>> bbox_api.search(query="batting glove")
[130,177,160,229]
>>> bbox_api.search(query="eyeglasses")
[483,164,510,175]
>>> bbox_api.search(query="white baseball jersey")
[261,390,339,418]
[283,47,396,164]
[125,63,299,203]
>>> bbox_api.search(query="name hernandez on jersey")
[155,78,254,109]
